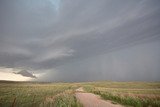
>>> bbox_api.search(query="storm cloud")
[0,0,160,82]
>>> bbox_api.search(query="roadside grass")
[0,82,78,107]
[39,89,83,107]
[0,81,160,107]
[83,82,160,107]
[53,90,83,107]
[93,91,160,107]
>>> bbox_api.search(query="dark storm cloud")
[0,0,160,81]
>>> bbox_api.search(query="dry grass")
[83,81,160,107]
[0,82,79,107]
[0,81,160,107]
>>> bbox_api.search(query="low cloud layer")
[0,0,160,82]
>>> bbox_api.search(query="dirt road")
[75,87,123,107]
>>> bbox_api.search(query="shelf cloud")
[0,0,160,82]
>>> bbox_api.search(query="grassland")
[0,81,82,107]
[0,81,160,107]
[83,81,160,107]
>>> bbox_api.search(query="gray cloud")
[0,0,160,82]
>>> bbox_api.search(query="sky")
[0,0,160,82]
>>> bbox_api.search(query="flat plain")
[0,81,160,107]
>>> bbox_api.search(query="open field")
[0,81,82,107]
[83,82,160,107]
[0,81,160,107]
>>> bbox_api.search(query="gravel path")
[75,87,123,107]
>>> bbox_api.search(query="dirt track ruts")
[75,87,123,107]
